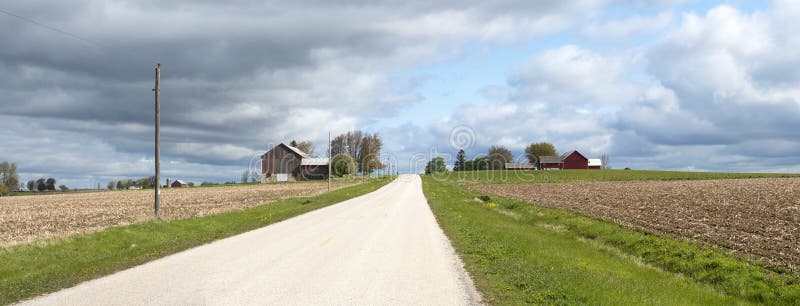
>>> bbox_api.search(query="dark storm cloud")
[1,0,602,185]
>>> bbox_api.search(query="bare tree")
[600,153,611,169]
[359,133,384,175]
[295,140,314,156]
[331,131,364,161]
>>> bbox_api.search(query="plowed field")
[472,178,800,272]
[0,182,355,246]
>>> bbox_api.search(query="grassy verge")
[422,177,799,305]
[0,177,392,304]
[435,169,800,184]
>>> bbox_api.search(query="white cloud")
[583,12,673,39]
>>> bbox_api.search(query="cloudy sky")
[2,0,799,187]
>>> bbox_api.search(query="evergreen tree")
[454,149,466,171]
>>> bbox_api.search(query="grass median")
[422,176,799,305]
[0,177,392,305]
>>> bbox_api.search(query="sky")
[2,0,800,188]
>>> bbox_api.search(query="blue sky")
[1,0,799,187]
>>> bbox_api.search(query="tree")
[486,145,513,170]
[525,142,557,169]
[0,162,19,191]
[0,182,7,195]
[331,131,364,160]
[36,178,46,192]
[425,157,447,174]
[241,171,250,183]
[331,154,356,177]
[600,153,611,170]
[136,176,156,188]
[250,170,260,183]
[59,184,69,192]
[289,140,298,148]
[464,157,488,171]
[108,181,116,190]
[27,180,35,192]
[187,182,195,187]
[295,140,314,156]
[359,133,384,175]
[45,178,56,191]
[454,150,467,171]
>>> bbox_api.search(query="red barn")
[561,150,589,169]
[537,150,590,170]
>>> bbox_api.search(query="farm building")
[539,150,592,170]
[505,163,536,170]
[539,156,564,170]
[171,180,188,188]
[261,143,329,182]
[588,159,602,169]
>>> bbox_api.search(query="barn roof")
[301,157,329,166]
[539,156,563,164]
[284,144,311,158]
[505,162,536,169]
[560,150,588,161]
[174,180,187,184]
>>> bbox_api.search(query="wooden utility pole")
[153,63,161,218]
[328,131,331,191]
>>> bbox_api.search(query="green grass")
[422,177,800,305]
[0,178,391,305]
[433,169,800,184]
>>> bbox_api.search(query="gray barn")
[261,143,329,182]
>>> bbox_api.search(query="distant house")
[261,143,329,182]
[171,180,188,188]
[538,150,591,170]
[588,159,602,170]
[505,163,536,170]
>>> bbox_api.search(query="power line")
[0,7,102,48]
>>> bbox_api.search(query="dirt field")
[472,178,800,272]
[0,182,355,246]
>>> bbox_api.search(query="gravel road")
[19,175,481,306]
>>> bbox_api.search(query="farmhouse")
[539,150,595,170]
[261,143,329,182]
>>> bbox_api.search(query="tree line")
[26,178,63,192]
[106,176,158,190]
[428,141,610,174]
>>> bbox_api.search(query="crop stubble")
[0,182,355,246]
[472,178,800,272]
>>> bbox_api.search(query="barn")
[261,143,329,182]
[538,150,590,170]
[171,180,188,188]
[588,159,602,169]
[538,156,563,170]
[561,150,589,169]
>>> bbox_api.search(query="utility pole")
[328,131,331,191]
[153,64,161,218]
